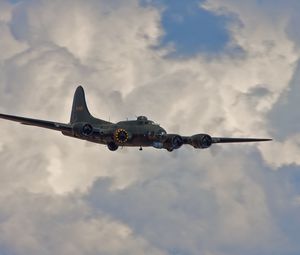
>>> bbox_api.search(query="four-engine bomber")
[0,86,272,151]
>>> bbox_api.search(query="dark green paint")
[0,86,272,151]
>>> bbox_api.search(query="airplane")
[0,86,271,152]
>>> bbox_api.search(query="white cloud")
[201,0,300,168]
[0,0,300,254]
[260,134,300,168]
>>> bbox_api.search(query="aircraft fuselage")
[62,116,168,149]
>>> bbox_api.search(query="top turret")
[137,116,148,121]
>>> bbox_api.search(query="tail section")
[70,86,93,123]
[70,86,112,125]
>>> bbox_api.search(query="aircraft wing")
[180,134,272,150]
[0,113,72,132]
[212,137,272,143]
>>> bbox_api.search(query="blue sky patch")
[142,0,231,56]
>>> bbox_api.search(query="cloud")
[202,0,300,169]
[0,0,300,255]
[0,191,166,255]
[87,151,283,255]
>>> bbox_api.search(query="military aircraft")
[0,86,271,151]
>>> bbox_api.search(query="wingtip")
[255,138,273,142]
[250,138,273,141]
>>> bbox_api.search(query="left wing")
[0,113,72,132]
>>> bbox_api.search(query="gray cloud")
[0,190,166,255]
[268,60,300,140]
[87,150,281,255]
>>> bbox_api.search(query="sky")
[0,0,300,254]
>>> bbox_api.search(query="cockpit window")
[159,130,166,135]
[156,129,167,140]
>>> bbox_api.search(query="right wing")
[212,137,272,143]
[0,113,72,132]
[182,134,272,149]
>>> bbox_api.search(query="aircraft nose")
[156,128,167,141]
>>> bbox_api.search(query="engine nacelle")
[163,134,184,151]
[190,134,212,149]
[72,123,94,137]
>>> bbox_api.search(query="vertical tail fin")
[70,86,112,125]
[70,86,93,123]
